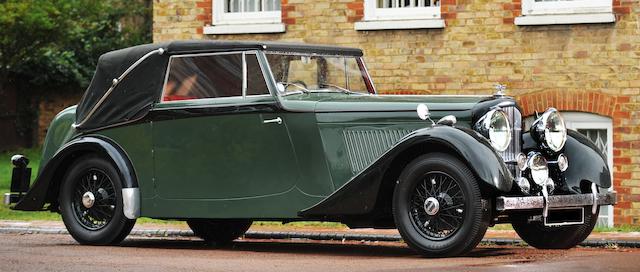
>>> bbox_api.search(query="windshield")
[265,52,373,96]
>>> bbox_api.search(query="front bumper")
[496,191,617,212]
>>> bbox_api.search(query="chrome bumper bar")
[496,191,617,212]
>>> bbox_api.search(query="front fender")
[300,125,512,217]
[564,130,612,191]
[13,135,138,211]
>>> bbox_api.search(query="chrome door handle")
[263,117,282,125]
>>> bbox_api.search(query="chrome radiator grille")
[499,106,523,178]
[344,129,412,173]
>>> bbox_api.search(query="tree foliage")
[0,0,151,91]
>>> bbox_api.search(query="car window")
[162,54,243,102]
[246,54,269,96]
[266,53,370,95]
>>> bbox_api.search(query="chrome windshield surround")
[264,51,373,96]
[73,48,166,128]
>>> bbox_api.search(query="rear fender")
[13,135,138,212]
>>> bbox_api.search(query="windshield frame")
[262,51,376,97]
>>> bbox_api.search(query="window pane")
[377,0,439,8]
[266,53,370,95]
[576,129,608,159]
[226,0,280,12]
[163,54,243,101]
[246,54,269,96]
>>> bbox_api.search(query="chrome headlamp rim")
[474,109,512,152]
[531,108,567,152]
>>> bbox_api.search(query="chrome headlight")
[475,109,511,152]
[528,153,549,186]
[531,108,567,152]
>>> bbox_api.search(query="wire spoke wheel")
[71,168,116,230]
[409,171,465,240]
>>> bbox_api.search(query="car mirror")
[416,104,430,120]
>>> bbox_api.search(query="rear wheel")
[186,219,252,245]
[511,206,599,249]
[59,155,136,245]
[393,153,490,257]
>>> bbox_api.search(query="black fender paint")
[13,135,138,211]
[300,125,512,217]
[522,130,611,194]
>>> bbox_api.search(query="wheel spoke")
[409,171,465,241]
[71,169,115,230]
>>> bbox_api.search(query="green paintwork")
[39,106,78,173]
[35,51,498,220]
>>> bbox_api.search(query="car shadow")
[119,237,515,259]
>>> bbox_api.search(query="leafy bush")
[0,0,151,91]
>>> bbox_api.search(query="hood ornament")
[494,83,507,96]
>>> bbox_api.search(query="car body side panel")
[98,124,155,200]
[314,110,472,190]
[301,125,513,217]
[280,112,336,196]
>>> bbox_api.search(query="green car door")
[151,52,301,216]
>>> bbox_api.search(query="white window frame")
[355,0,445,31]
[563,112,614,228]
[516,0,615,26]
[203,0,285,35]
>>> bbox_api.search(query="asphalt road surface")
[0,233,639,272]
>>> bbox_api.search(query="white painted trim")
[362,0,440,22]
[515,13,615,26]
[522,0,612,16]
[204,23,285,35]
[209,0,282,34]
[355,19,445,30]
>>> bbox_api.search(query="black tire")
[511,206,599,249]
[186,219,252,245]
[393,153,490,257]
[59,155,136,245]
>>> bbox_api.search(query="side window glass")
[163,54,242,101]
[246,54,269,96]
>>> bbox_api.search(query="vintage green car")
[6,41,616,257]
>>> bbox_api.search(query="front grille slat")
[499,107,522,178]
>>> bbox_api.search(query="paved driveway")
[0,233,638,272]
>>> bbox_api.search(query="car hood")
[283,94,493,113]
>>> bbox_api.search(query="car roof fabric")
[75,40,363,130]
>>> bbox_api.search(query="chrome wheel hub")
[424,197,440,216]
[82,191,95,209]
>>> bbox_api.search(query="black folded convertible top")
[75,40,363,130]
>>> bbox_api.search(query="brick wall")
[153,0,640,225]
[37,92,82,144]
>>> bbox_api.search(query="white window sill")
[355,19,445,31]
[203,23,285,35]
[515,13,615,26]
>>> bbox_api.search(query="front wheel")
[59,155,136,245]
[187,219,252,245]
[393,153,490,257]
[510,206,599,249]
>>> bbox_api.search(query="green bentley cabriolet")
[5,40,616,257]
